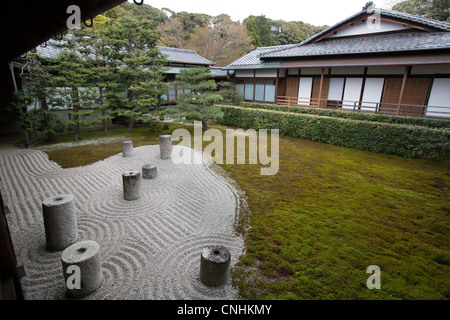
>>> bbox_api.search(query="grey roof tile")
[301,7,450,47]
[226,44,296,67]
[157,46,213,65]
[226,7,450,69]
[35,42,213,66]
[260,32,450,58]
[379,8,450,31]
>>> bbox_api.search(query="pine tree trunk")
[100,89,107,136]
[103,109,108,136]
[201,119,209,130]
[128,118,134,133]
[72,87,80,142]
[40,97,50,130]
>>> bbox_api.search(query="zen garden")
[0,1,449,302]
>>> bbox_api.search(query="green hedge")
[219,106,450,158]
[236,102,450,129]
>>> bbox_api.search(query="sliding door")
[361,78,384,112]
[426,78,450,118]
[342,78,363,110]
[298,77,313,105]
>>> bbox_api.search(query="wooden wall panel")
[286,77,299,97]
[400,78,430,116]
[402,78,430,106]
[312,76,330,106]
[381,77,430,115]
[381,78,402,113]
[277,78,287,97]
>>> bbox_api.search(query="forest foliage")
[104,2,328,66]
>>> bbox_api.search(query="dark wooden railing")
[275,96,450,119]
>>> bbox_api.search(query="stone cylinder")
[61,240,103,299]
[42,194,78,252]
[122,170,141,201]
[200,245,231,287]
[122,141,133,158]
[142,164,158,180]
[159,135,172,160]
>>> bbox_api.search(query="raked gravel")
[0,145,245,300]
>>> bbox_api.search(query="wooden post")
[253,70,256,102]
[317,68,325,108]
[275,69,279,105]
[396,66,409,116]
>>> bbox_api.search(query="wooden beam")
[308,15,364,44]
[396,66,409,116]
[306,13,441,46]
[380,16,439,32]
[317,68,325,108]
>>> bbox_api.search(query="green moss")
[222,134,449,300]
[41,123,450,300]
[41,123,193,168]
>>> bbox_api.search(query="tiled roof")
[35,40,65,59]
[226,44,296,68]
[157,46,213,65]
[301,7,450,46]
[35,42,213,66]
[378,8,450,31]
[260,32,450,58]
[225,6,450,69]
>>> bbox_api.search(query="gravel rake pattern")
[0,145,244,300]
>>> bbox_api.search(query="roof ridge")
[316,30,450,43]
[258,32,450,59]
[297,6,450,47]
[254,43,298,58]
[378,7,450,29]
[157,46,197,54]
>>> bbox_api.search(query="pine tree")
[218,81,243,105]
[77,15,121,136]
[107,16,168,133]
[8,52,57,140]
[165,67,223,130]
[49,31,99,142]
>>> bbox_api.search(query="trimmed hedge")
[236,102,450,129]
[219,106,450,158]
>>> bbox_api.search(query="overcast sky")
[134,0,395,26]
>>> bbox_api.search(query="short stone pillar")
[122,170,141,201]
[42,194,78,252]
[61,240,103,299]
[159,135,172,160]
[142,164,158,180]
[200,245,231,287]
[122,141,133,158]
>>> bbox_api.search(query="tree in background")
[244,15,276,47]
[271,20,306,45]
[186,15,254,66]
[107,16,168,133]
[245,17,262,47]
[244,15,328,48]
[158,18,189,48]
[164,67,223,130]
[391,0,449,22]
[122,3,327,64]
